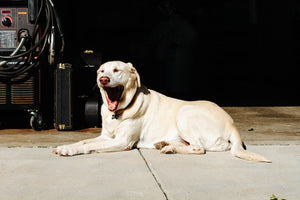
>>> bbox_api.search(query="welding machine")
[0,0,64,130]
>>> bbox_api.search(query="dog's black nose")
[99,76,110,85]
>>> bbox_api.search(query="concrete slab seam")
[138,149,168,200]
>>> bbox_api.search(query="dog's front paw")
[53,145,79,156]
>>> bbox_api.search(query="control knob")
[1,17,12,27]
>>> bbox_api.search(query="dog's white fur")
[53,61,271,162]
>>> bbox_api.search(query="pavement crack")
[138,149,168,200]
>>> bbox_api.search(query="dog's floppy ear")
[127,62,141,88]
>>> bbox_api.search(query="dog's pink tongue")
[108,101,118,111]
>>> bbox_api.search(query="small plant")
[270,194,287,200]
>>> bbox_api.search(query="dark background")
[56,0,299,106]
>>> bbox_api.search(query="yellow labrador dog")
[53,61,270,162]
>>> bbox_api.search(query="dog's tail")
[229,125,271,163]
[231,143,271,163]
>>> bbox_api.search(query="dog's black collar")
[111,86,142,120]
[112,113,118,119]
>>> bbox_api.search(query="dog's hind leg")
[154,140,205,154]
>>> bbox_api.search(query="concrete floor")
[0,107,299,200]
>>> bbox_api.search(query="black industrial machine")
[54,53,103,131]
[0,0,102,130]
[0,0,64,130]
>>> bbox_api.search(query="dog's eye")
[113,68,119,73]
[100,69,104,73]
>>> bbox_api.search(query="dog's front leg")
[53,135,109,156]
[55,139,130,156]
[54,125,140,156]
[55,137,135,156]
[77,137,135,154]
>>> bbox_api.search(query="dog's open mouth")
[103,86,124,111]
